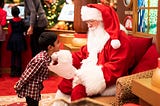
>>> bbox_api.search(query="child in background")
[0,0,7,77]
[14,32,60,106]
[7,6,26,77]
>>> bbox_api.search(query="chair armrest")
[115,69,154,106]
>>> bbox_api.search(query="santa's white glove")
[74,65,106,96]
[50,52,58,65]
[48,50,76,79]
[50,50,72,64]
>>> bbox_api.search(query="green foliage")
[43,0,65,28]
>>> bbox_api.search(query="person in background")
[0,0,7,77]
[7,6,27,77]
[14,32,60,106]
[24,0,48,57]
[50,3,134,105]
[8,0,48,57]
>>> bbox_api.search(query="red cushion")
[131,44,159,74]
[128,36,153,67]
[123,103,140,106]
[74,33,87,38]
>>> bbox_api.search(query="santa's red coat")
[58,30,134,101]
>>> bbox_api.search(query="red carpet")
[0,74,62,96]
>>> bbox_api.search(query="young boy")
[14,31,60,106]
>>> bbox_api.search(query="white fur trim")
[72,75,82,88]
[81,6,102,21]
[52,90,70,106]
[77,65,106,96]
[101,84,116,96]
[111,39,121,49]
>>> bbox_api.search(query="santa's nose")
[87,23,92,28]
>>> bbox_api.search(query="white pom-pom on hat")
[111,39,121,49]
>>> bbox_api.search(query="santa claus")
[49,3,134,106]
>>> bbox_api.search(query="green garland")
[43,0,65,28]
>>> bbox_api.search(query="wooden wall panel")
[116,0,132,25]
[74,0,97,34]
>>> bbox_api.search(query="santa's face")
[87,21,110,53]
[86,20,100,31]
[87,21,105,38]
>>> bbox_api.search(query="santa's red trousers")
[58,78,87,101]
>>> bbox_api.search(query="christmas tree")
[43,0,66,28]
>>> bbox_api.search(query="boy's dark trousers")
[26,96,39,106]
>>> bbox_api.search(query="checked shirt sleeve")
[15,58,44,90]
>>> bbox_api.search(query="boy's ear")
[48,45,53,50]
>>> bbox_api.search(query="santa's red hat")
[81,4,121,49]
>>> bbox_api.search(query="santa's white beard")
[87,22,110,53]
[80,22,110,72]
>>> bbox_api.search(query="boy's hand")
[14,85,21,93]
[14,85,16,90]
[14,82,21,93]
[14,84,19,93]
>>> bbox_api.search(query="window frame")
[156,0,160,53]
[132,0,158,38]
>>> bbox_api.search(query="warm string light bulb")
[13,0,20,3]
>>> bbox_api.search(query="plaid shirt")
[15,51,51,101]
